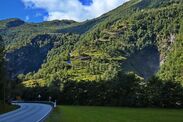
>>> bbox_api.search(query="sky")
[0,0,129,22]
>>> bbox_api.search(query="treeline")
[0,36,4,101]
[0,36,10,103]
[14,72,183,108]
[62,76,183,108]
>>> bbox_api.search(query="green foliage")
[0,36,5,100]
[0,36,13,102]
[158,32,183,83]
[67,1,183,81]
[16,72,183,108]
[0,19,78,51]
[3,0,182,85]
[0,101,18,114]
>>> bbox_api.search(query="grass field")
[0,101,18,114]
[46,106,183,122]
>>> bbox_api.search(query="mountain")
[0,0,183,86]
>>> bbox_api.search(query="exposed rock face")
[123,46,160,79]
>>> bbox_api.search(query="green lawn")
[0,101,18,114]
[46,106,183,122]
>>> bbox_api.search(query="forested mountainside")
[0,0,183,87]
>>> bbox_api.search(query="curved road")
[0,103,52,122]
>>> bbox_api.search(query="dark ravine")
[123,46,160,79]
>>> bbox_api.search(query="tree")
[0,36,5,103]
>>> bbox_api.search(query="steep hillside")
[0,0,183,85]
[5,33,79,78]
[0,19,80,78]
[72,0,183,81]
[0,19,77,51]
[20,0,183,85]
[158,21,183,83]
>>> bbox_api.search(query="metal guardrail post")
[54,100,56,108]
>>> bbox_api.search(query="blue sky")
[0,0,45,22]
[0,0,128,22]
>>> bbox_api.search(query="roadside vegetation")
[0,36,17,114]
[14,73,183,108]
[0,101,18,114]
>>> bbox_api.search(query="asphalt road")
[0,103,52,122]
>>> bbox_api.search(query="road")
[0,103,52,122]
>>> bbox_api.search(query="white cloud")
[25,15,30,21]
[22,0,129,22]
[35,13,42,17]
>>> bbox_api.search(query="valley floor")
[46,106,183,122]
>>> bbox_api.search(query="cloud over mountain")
[22,0,129,21]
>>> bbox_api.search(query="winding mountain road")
[0,103,52,122]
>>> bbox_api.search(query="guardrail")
[11,101,56,108]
